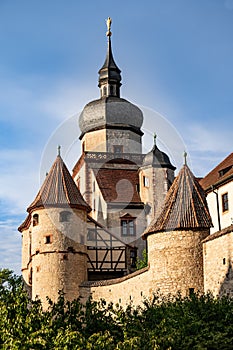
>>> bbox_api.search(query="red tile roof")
[94,168,141,203]
[142,165,212,238]
[27,155,91,213]
[200,153,233,191]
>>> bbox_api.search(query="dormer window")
[219,166,232,177]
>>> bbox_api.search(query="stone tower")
[142,163,213,296]
[139,135,176,225]
[19,153,91,306]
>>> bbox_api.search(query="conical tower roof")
[27,154,91,213]
[142,164,212,239]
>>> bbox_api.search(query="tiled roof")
[94,168,142,203]
[27,155,91,213]
[202,224,233,243]
[142,164,212,238]
[18,213,31,233]
[200,153,233,191]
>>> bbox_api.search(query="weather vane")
[106,17,112,37]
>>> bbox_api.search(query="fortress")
[19,19,233,308]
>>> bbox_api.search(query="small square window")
[45,235,52,244]
[113,145,123,154]
[222,193,229,212]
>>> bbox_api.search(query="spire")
[142,164,213,238]
[183,151,187,165]
[153,132,157,146]
[27,155,91,213]
[98,17,122,98]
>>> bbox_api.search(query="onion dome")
[79,18,143,138]
[142,162,213,239]
[79,97,143,137]
[142,134,176,170]
[27,150,91,213]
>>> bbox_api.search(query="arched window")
[59,211,71,222]
[103,86,107,96]
[33,214,39,226]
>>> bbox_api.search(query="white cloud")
[0,149,39,213]
[0,218,21,275]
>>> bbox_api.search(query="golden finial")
[183,151,187,165]
[106,17,112,37]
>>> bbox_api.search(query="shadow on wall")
[219,260,233,297]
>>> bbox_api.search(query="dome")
[142,144,175,170]
[79,96,143,137]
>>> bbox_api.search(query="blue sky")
[1,0,233,274]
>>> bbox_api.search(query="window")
[33,214,39,226]
[222,193,229,212]
[45,235,52,244]
[143,176,149,187]
[60,211,71,222]
[113,145,123,154]
[87,229,97,241]
[110,85,114,95]
[121,218,136,236]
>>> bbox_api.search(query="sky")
[0,0,233,274]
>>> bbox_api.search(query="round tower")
[142,161,213,296]
[19,152,91,307]
[139,134,176,224]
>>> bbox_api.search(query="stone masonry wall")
[147,229,209,295]
[203,228,233,297]
[79,229,209,308]
[25,207,88,307]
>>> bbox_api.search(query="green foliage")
[1,269,233,349]
[136,248,148,270]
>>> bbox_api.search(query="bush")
[1,269,233,349]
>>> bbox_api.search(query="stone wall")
[147,229,209,295]
[80,267,152,307]
[203,226,233,297]
[22,207,88,307]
